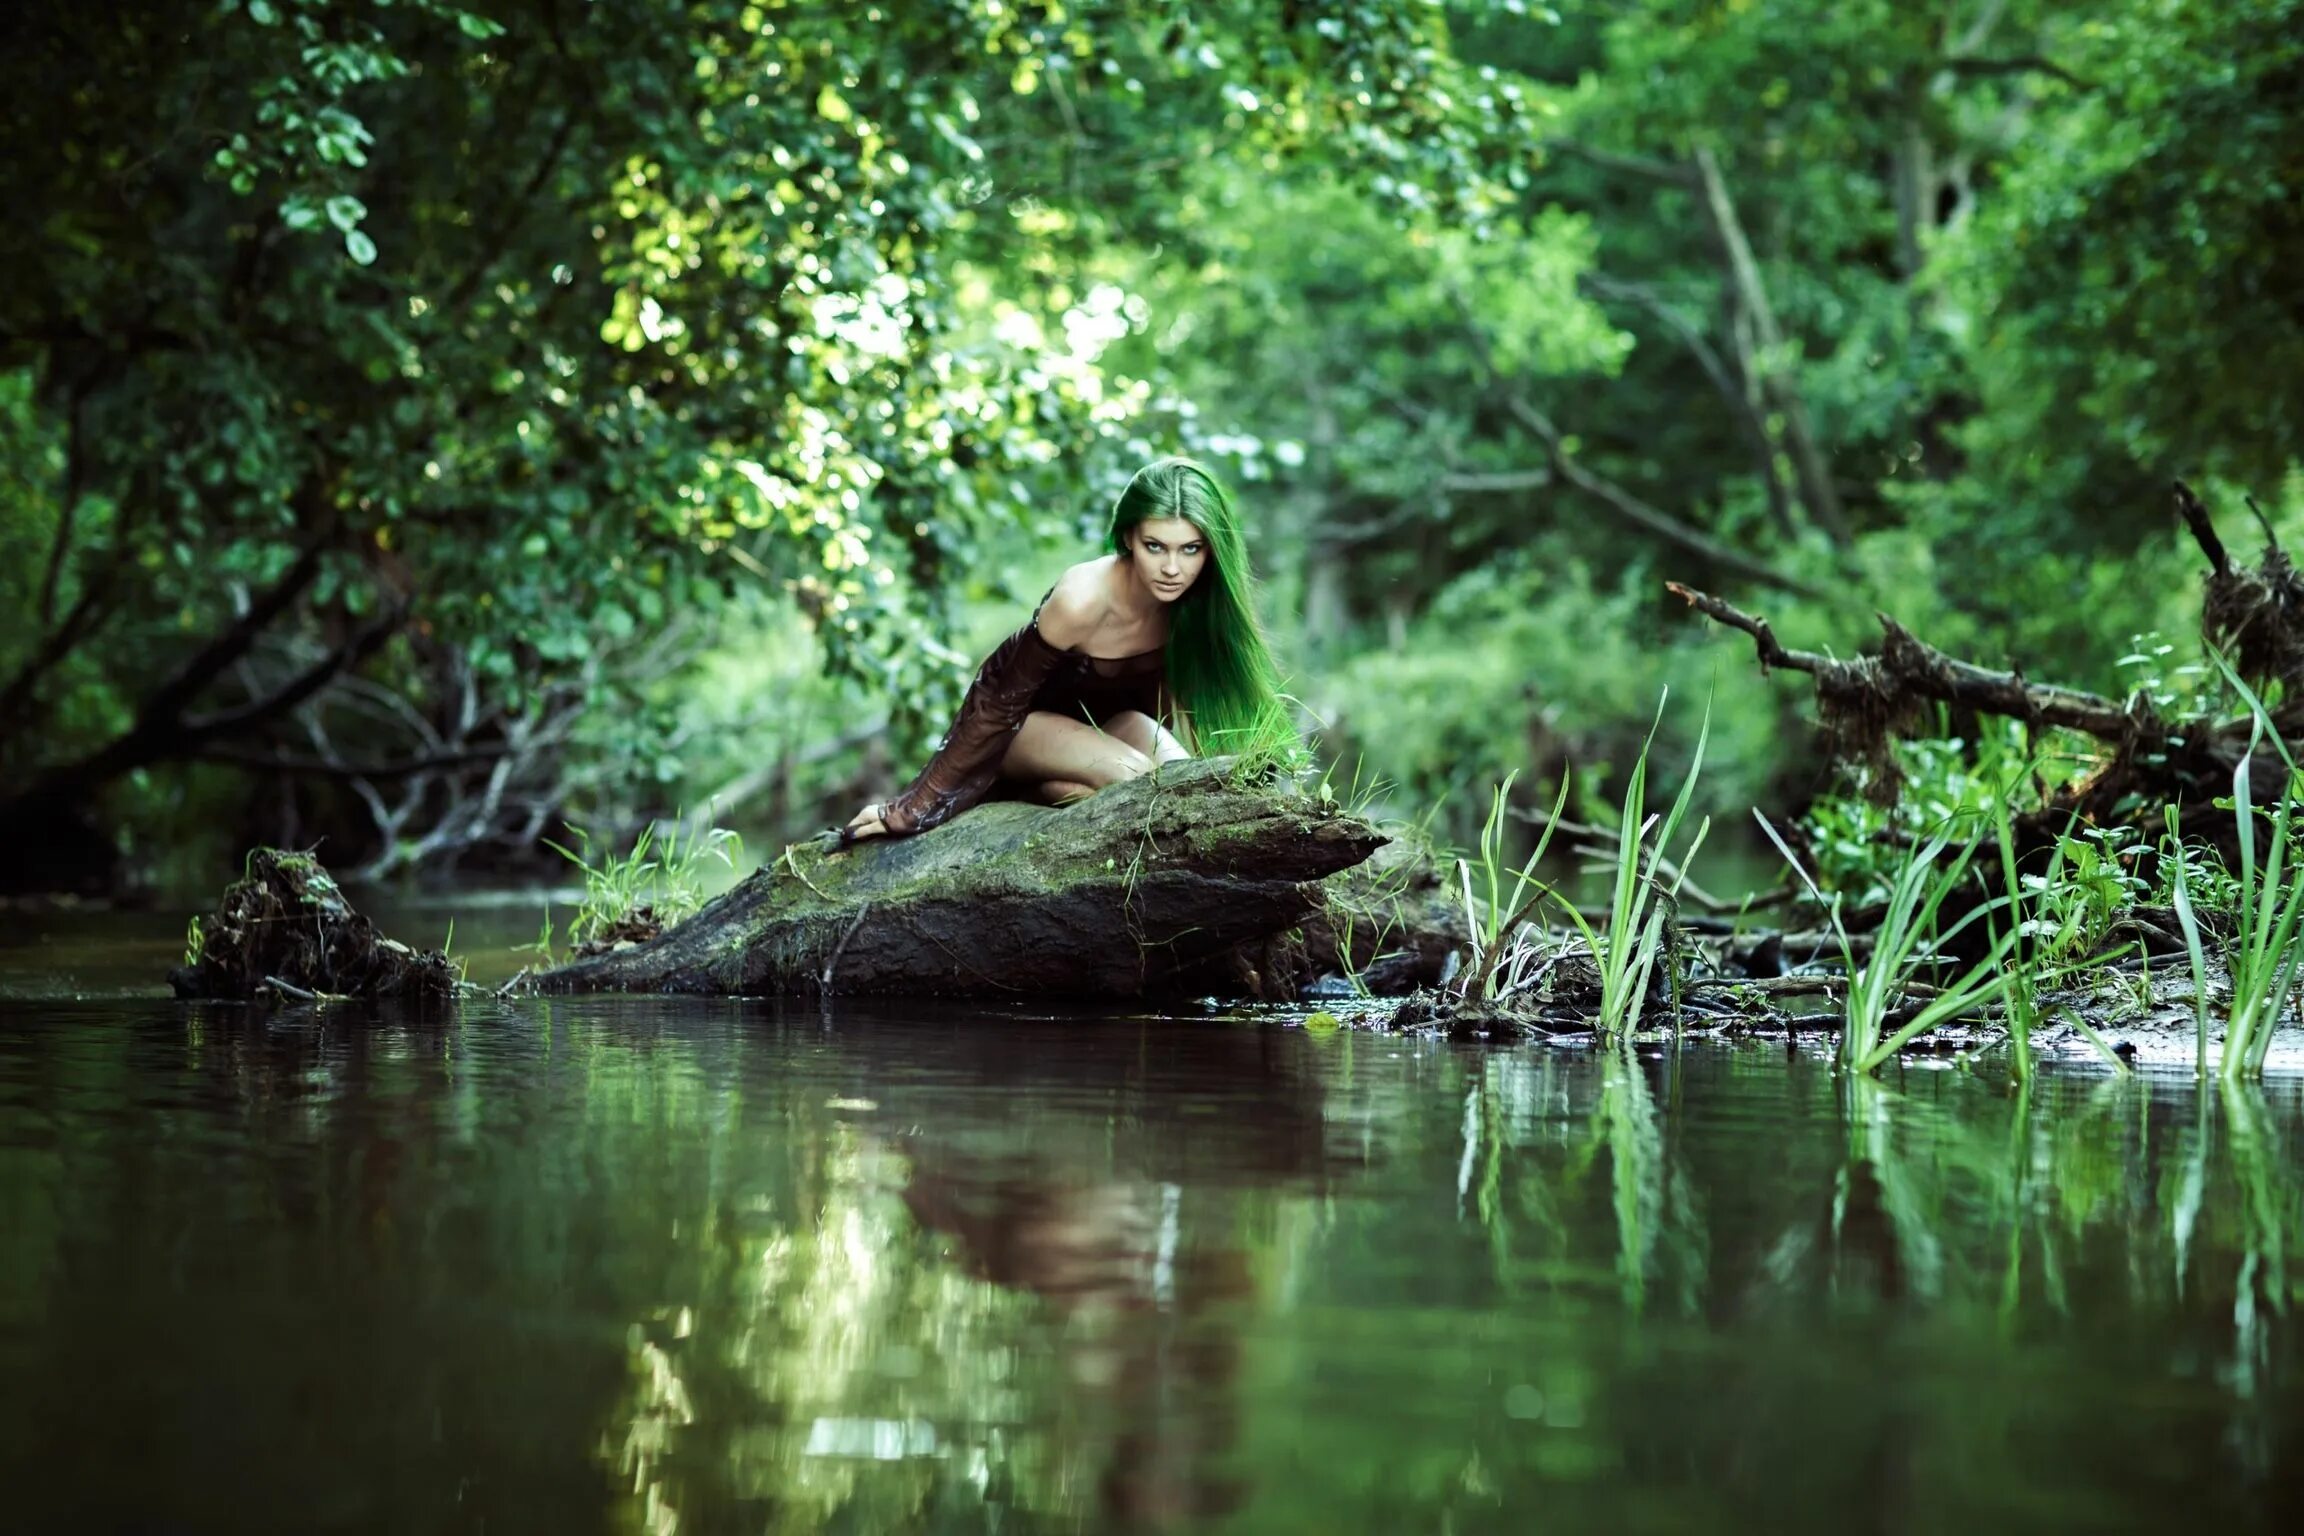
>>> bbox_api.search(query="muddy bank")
[1365,948,2304,1074]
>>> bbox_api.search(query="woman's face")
[1127,516,1210,604]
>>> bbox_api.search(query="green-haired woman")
[840,456,1295,844]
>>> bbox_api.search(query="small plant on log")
[547,810,745,952]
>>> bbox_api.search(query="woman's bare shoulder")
[1035,558,1119,650]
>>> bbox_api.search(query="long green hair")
[1107,456,1297,758]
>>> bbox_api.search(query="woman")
[840,456,1294,844]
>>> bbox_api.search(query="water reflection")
[1,1003,2302,1533]
[592,1010,1345,1534]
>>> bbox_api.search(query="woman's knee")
[1103,711,1157,750]
[1105,710,1188,766]
[1104,711,1191,766]
[1085,740,1155,787]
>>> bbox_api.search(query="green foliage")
[1543,696,1711,1045]
[1761,813,2018,1077]
[2162,676,2304,1082]
[1326,556,1778,843]
[1795,719,2030,902]
[1943,0,2304,497]
[0,0,1514,878]
[9,0,2304,891]
[1801,716,2145,937]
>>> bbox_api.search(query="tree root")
[168,848,458,1003]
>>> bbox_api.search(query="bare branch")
[1690,147,1851,546]
[132,531,331,734]
[1546,140,1698,188]
[183,603,406,743]
[1940,54,2089,89]
[1581,270,1795,537]
[1667,581,2144,740]
[0,564,121,737]
[191,742,510,780]
[445,114,577,315]
[36,383,87,628]
[1439,468,1555,494]
[1949,0,2013,58]
[2174,478,2230,575]
[1504,393,1827,598]
[1446,293,1825,598]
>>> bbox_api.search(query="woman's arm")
[855,589,1096,839]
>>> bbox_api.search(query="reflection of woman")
[895,1151,1251,1526]
[840,457,1294,845]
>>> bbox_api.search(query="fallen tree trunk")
[532,758,1392,999]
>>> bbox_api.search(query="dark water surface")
[2,917,2301,1534]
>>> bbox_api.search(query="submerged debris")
[1385,988,1592,1043]
[168,848,458,1004]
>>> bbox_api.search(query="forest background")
[2,0,2298,895]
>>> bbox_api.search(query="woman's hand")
[843,802,891,842]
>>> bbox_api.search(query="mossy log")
[532,759,1392,999]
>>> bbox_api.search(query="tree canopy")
[3,0,2298,888]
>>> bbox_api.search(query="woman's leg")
[1002,711,1157,797]
[1102,710,1191,765]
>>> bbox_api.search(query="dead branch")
[1666,580,2148,743]
[1444,289,1827,599]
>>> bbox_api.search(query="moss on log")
[533,759,1389,999]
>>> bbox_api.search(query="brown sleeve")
[879,617,1070,835]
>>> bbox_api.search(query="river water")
[2,908,2300,1533]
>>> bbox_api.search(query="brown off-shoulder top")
[874,597,1170,836]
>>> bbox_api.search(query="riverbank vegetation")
[7,0,2303,1042]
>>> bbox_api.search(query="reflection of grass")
[1597,1049,1664,1313]
[1576,1047,1707,1316]
[2216,1083,2292,1400]
[2162,1080,2297,1466]
[1832,1075,1944,1302]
